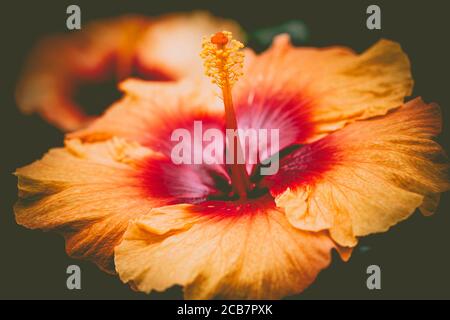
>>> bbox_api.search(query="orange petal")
[266,98,449,246]
[234,35,413,145]
[419,193,441,216]
[68,79,223,151]
[115,199,341,299]
[14,138,168,272]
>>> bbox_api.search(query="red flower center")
[135,93,322,206]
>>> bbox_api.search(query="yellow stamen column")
[200,31,251,199]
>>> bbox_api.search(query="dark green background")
[1,0,449,299]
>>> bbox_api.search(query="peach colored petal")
[14,138,168,272]
[234,35,413,144]
[269,98,449,247]
[115,201,341,299]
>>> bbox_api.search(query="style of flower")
[15,12,242,131]
[15,31,449,299]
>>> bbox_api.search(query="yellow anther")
[200,31,244,89]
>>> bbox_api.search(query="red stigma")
[211,32,229,46]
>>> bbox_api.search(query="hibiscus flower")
[15,31,449,299]
[15,12,242,131]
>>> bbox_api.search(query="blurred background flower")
[15,12,243,131]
